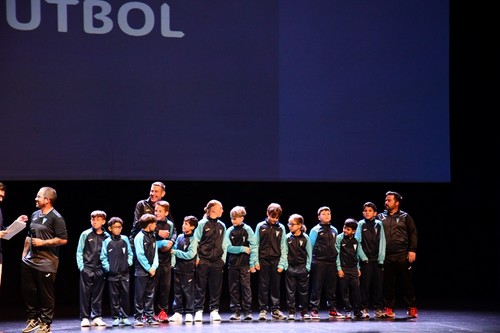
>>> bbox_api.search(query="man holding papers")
[0,182,28,287]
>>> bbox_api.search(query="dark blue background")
[0,0,449,182]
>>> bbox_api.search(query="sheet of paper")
[2,220,27,240]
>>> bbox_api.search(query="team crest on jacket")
[122,247,126,254]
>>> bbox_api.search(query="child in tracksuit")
[254,203,288,321]
[100,217,134,326]
[193,199,228,322]
[285,214,312,320]
[225,206,257,321]
[309,206,340,319]
[336,218,368,319]
[133,213,169,326]
[355,202,386,318]
[76,210,109,327]
[153,200,177,322]
[169,216,199,323]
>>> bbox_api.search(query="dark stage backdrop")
[0,0,449,182]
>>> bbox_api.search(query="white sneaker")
[210,310,221,321]
[185,313,193,322]
[169,312,183,322]
[91,317,107,326]
[194,310,203,322]
[80,318,90,327]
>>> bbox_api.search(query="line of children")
[76,199,406,324]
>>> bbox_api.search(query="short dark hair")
[184,215,198,228]
[344,218,358,230]
[139,213,157,229]
[108,217,124,227]
[386,191,403,202]
[363,201,377,211]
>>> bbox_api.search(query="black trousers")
[383,260,416,308]
[284,265,309,313]
[154,263,172,313]
[227,265,252,312]
[134,275,155,320]
[21,262,57,325]
[194,258,224,312]
[79,267,105,319]
[359,261,384,311]
[172,270,195,314]
[108,276,130,319]
[257,257,282,312]
[309,261,338,311]
[338,266,361,312]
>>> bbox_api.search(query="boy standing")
[336,218,367,319]
[254,203,288,321]
[100,217,134,326]
[285,214,312,320]
[76,210,109,327]
[355,202,386,318]
[133,213,169,326]
[170,216,199,323]
[153,200,177,322]
[225,206,257,321]
[308,206,340,319]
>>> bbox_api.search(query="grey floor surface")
[2,310,500,333]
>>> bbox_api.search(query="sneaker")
[258,310,267,321]
[288,312,295,320]
[210,309,222,321]
[229,311,241,320]
[22,319,40,333]
[157,309,168,322]
[354,311,363,319]
[361,309,370,318]
[243,311,253,320]
[383,307,395,318]
[329,309,345,319]
[80,318,90,328]
[185,313,193,322]
[302,312,311,320]
[35,323,50,333]
[133,319,144,326]
[310,310,319,319]
[121,318,132,326]
[271,309,286,320]
[344,311,352,319]
[92,317,107,326]
[194,310,203,322]
[169,312,183,322]
[146,317,161,325]
[407,307,418,318]
[112,318,121,326]
[374,309,384,318]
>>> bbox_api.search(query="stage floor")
[1,310,500,333]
